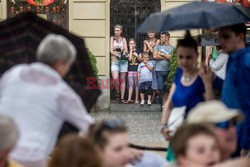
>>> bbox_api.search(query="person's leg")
[120,72,127,102]
[125,75,133,103]
[146,81,152,105]
[135,74,139,104]
[156,71,167,106]
[111,69,120,100]
[139,82,145,105]
[119,61,128,102]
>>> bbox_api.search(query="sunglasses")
[214,119,237,130]
[102,119,125,129]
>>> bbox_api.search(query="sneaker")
[147,100,152,105]
[140,100,145,105]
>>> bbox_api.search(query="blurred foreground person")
[88,119,167,167]
[219,23,250,156]
[49,134,101,167]
[88,119,131,167]
[187,100,244,160]
[0,34,94,167]
[170,124,221,167]
[0,114,21,167]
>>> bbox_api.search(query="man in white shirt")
[0,34,94,167]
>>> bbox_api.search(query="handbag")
[167,106,186,136]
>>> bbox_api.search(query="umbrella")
[0,12,100,110]
[137,2,250,33]
[0,12,101,135]
[194,33,219,46]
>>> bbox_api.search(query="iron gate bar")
[110,0,161,51]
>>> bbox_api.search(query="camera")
[115,48,122,52]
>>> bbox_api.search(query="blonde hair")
[114,24,123,31]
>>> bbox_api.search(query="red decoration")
[27,0,54,6]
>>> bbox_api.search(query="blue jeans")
[156,71,168,91]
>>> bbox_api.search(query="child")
[170,123,221,167]
[124,38,141,104]
[137,52,154,105]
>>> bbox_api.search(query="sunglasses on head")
[101,119,126,130]
[214,119,237,130]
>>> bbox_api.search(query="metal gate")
[110,0,161,51]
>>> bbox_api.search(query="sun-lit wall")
[68,0,200,77]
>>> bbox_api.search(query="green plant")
[87,48,98,77]
[164,48,178,90]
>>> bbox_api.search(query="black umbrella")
[194,33,219,46]
[0,12,101,136]
[137,2,250,33]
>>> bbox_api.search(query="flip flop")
[123,100,133,104]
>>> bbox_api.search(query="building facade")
[0,0,199,110]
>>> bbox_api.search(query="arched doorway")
[110,0,161,50]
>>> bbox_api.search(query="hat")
[187,100,244,124]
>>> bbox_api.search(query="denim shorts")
[156,71,169,91]
[111,61,128,72]
[139,81,152,95]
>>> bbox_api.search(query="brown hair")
[49,134,101,167]
[87,119,127,150]
[171,123,218,158]
[114,24,123,31]
[141,52,149,58]
[177,30,198,54]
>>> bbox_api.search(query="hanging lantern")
[27,0,54,6]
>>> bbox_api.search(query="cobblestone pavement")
[91,100,168,153]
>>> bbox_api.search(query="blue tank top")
[172,68,205,116]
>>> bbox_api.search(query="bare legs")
[112,70,120,99]
[120,72,127,101]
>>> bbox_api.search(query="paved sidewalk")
[91,101,168,151]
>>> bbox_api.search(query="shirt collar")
[30,62,62,80]
[231,46,250,59]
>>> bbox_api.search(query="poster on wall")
[202,0,250,7]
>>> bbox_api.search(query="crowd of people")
[0,20,249,167]
[110,25,174,106]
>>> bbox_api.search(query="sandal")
[120,99,126,103]
[135,101,140,104]
[123,100,134,104]
[115,93,120,101]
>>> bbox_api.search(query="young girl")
[137,52,154,105]
[124,39,141,104]
[171,123,221,167]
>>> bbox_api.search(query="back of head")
[87,119,127,150]
[36,34,77,66]
[0,114,19,151]
[171,123,216,159]
[227,23,246,41]
[177,30,198,53]
[49,134,101,167]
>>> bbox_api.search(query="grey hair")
[36,34,77,65]
[0,114,19,151]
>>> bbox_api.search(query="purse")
[167,106,186,136]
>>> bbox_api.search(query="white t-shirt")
[0,62,94,161]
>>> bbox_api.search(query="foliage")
[164,48,178,90]
[87,48,98,77]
